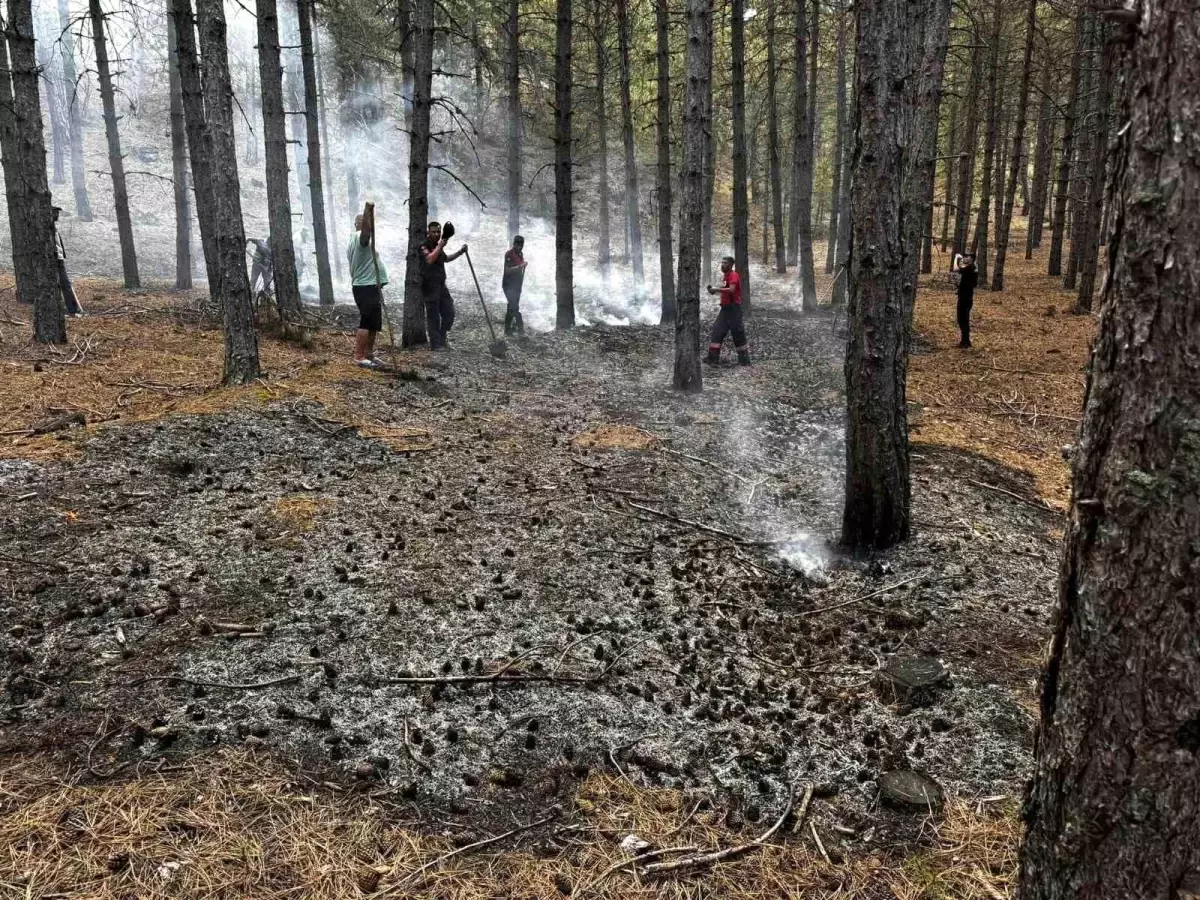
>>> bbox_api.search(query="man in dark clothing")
[420,221,467,350]
[248,238,274,296]
[51,207,83,317]
[705,257,750,366]
[502,235,527,336]
[955,253,978,348]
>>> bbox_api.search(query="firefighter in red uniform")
[705,257,750,366]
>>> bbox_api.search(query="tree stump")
[875,656,948,706]
[878,770,945,813]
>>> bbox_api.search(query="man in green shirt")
[348,203,388,367]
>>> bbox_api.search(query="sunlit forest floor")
[0,235,1095,898]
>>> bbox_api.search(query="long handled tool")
[462,246,507,358]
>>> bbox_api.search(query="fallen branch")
[0,551,68,572]
[624,500,764,546]
[381,672,590,686]
[129,674,302,690]
[640,784,802,876]
[576,846,700,897]
[800,573,927,617]
[967,478,1058,513]
[660,446,751,485]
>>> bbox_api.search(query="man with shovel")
[421,221,467,351]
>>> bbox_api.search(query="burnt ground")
[0,275,1059,855]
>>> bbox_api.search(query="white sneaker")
[354,358,380,369]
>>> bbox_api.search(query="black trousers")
[424,284,456,348]
[709,304,747,349]
[956,293,974,346]
[503,287,524,334]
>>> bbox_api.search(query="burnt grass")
[0,286,1059,849]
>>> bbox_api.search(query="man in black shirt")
[955,253,978,348]
[420,221,467,350]
[502,235,526,335]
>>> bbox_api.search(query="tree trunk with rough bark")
[655,0,675,322]
[1018,1,1199,892]
[971,0,1003,284]
[312,27,340,280]
[940,101,956,249]
[195,0,259,383]
[402,0,433,347]
[731,0,749,307]
[505,0,520,241]
[167,22,192,289]
[616,0,645,298]
[1065,13,1095,289]
[1074,20,1112,313]
[767,0,786,274]
[789,0,815,305]
[90,0,140,289]
[1026,53,1054,256]
[1048,12,1084,276]
[3,0,64,342]
[56,0,91,220]
[594,0,611,283]
[701,3,714,282]
[555,0,574,329]
[825,4,846,274]
[282,12,311,233]
[992,0,1037,291]
[244,66,259,166]
[298,0,333,306]
[256,0,300,320]
[674,0,708,392]
[953,31,983,254]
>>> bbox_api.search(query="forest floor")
[0,240,1098,899]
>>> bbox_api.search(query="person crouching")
[705,257,750,366]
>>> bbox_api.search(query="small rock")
[878,770,945,813]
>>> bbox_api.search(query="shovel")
[462,246,507,358]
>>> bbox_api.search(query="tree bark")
[90,0,140,289]
[2,0,64,342]
[1074,21,1112,314]
[555,0,574,329]
[1018,0,1199,892]
[731,0,750,306]
[674,0,708,392]
[766,0,786,274]
[282,13,311,233]
[1026,52,1054,256]
[1048,11,1084,276]
[297,0,333,306]
[56,0,91,220]
[971,0,1003,285]
[830,58,852,308]
[256,0,300,319]
[790,0,816,308]
[991,0,1037,291]
[244,65,259,166]
[37,40,65,185]
[167,22,192,290]
[616,0,645,298]
[701,1,714,282]
[655,0,675,322]
[194,0,259,383]
[402,0,433,347]
[594,0,611,284]
[940,100,956,250]
[953,28,983,254]
[1064,13,1095,290]
[825,3,846,274]
[505,0,520,240]
[312,26,340,281]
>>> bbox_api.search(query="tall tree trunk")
[506,0,520,240]
[655,0,675,322]
[616,0,645,297]
[38,42,65,185]
[171,0,220,295]
[56,0,91,220]
[256,0,300,319]
[730,0,749,306]
[297,0,333,306]
[1074,21,1112,314]
[767,0,786,274]
[807,0,818,190]
[971,0,1003,284]
[674,0,708,392]
[992,67,1009,240]
[1026,53,1054,256]
[594,0,611,283]
[1064,13,1094,289]
[940,100,956,249]
[787,0,807,270]
[554,0,574,329]
[244,65,259,166]
[953,30,983,253]
[825,3,846,274]
[312,26,341,281]
[397,0,413,130]
[1018,0,1199,891]
[194,0,258,383]
[283,15,311,232]
[991,0,1036,291]
[167,22,192,289]
[90,0,140,289]
[1048,11,1084,276]
[830,55,852,308]
[401,0,432,347]
[3,0,64,342]
[795,0,817,308]
[701,2,714,282]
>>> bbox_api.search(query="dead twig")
[624,500,765,546]
[967,478,1058,513]
[660,446,751,485]
[129,674,302,690]
[576,846,700,897]
[800,573,928,617]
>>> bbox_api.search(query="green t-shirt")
[347,232,388,287]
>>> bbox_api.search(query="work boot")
[737,349,752,366]
[705,348,721,366]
